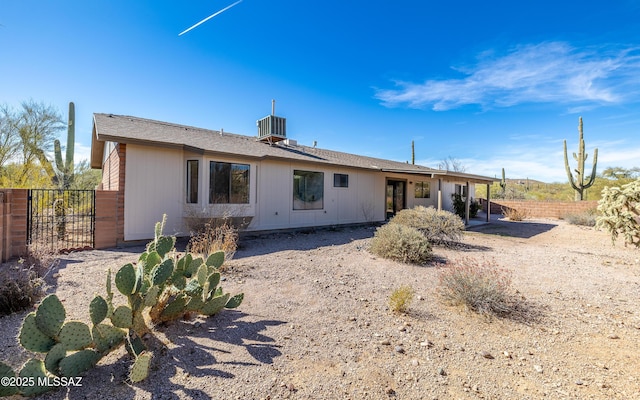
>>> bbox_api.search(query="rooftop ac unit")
[257,115,286,143]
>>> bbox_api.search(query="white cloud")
[73,142,92,163]
[375,42,640,111]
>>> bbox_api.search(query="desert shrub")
[451,194,481,219]
[391,206,464,245]
[187,221,238,261]
[437,258,515,316]
[389,285,414,313]
[597,179,640,247]
[370,223,432,264]
[564,208,598,227]
[0,263,45,316]
[0,242,56,316]
[502,207,529,221]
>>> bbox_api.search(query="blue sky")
[2,1,640,182]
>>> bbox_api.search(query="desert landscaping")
[1,215,639,399]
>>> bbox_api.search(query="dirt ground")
[1,217,639,399]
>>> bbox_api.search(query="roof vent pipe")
[271,99,275,115]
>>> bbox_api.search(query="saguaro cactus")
[53,102,75,189]
[499,168,506,196]
[564,117,598,201]
[411,140,415,165]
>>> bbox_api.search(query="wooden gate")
[27,189,95,253]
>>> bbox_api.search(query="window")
[455,184,468,198]
[414,181,430,198]
[333,173,349,188]
[186,160,199,204]
[293,170,324,210]
[209,162,250,204]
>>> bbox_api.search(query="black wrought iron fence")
[27,189,95,253]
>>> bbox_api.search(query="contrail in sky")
[179,0,243,36]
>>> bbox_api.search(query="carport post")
[437,178,442,211]
[465,181,470,225]
[486,183,491,222]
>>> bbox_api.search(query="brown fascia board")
[90,121,105,169]
[432,170,499,184]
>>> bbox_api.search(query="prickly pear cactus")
[129,352,152,383]
[0,362,19,396]
[2,216,244,396]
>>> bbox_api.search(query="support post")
[464,181,470,225]
[437,178,442,211]
[486,183,491,222]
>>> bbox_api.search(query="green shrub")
[390,206,464,245]
[370,223,432,264]
[389,285,414,313]
[597,179,640,247]
[452,194,481,219]
[564,209,598,227]
[437,258,514,316]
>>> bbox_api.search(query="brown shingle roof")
[91,113,495,183]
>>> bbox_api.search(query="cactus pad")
[151,259,174,286]
[0,362,19,396]
[59,321,93,351]
[196,264,209,287]
[125,334,146,357]
[111,305,133,329]
[89,295,108,325]
[59,349,101,378]
[175,255,186,273]
[187,257,203,277]
[115,263,136,295]
[143,251,162,274]
[185,295,205,312]
[159,294,188,321]
[144,285,160,307]
[92,323,126,353]
[225,293,244,309]
[205,251,225,269]
[19,313,56,353]
[44,343,67,375]
[129,352,152,383]
[184,279,202,296]
[201,293,230,316]
[154,236,175,258]
[19,359,51,396]
[35,294,66,338]
[207,272,221,291]
[134,264,144,294]
[171,273,187,291]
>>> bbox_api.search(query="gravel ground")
[1,217,639,399]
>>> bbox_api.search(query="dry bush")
[370,223,432,264]
[502,207,529,221]
[389,285,414,313]
[437,258,516,316]
[187,221,238,261]
[0,262,45,316]
[0,242,58,315]
[563,209,598,227]
[391,206,464,246]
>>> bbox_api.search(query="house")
[90,112,496,241]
